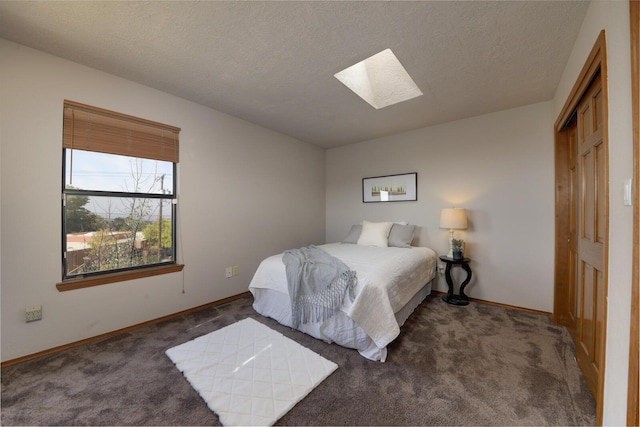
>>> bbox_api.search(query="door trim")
[628,0,639,425]
[554,30,608,425]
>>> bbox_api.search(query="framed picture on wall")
[362,172,417,203]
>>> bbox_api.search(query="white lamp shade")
[440,208,468,230]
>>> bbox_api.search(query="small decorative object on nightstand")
[451,238,464,260]
[439,255,472,306]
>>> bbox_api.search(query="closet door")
[566,118,579,335]
[574,72,606,396]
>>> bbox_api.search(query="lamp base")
[447,229,454,258]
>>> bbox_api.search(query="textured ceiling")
[0,1,589,148]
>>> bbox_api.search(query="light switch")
[624,178,633,206]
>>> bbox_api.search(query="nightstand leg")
[458,263,473,301]
[444,263,454,301]
[441,260,471,306]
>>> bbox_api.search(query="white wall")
[326,101,556,312]
[0,39,326,362]
[553,1,633,424]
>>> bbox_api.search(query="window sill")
[56,264,185,292]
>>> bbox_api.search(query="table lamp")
[440,208,468,258]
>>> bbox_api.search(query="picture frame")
[362,172,417,203]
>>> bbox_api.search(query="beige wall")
[553,1,633,424]
[0,40,326,362]
[326,101,556,312]
[1,2,634,420]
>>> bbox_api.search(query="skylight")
[334,48,423,109]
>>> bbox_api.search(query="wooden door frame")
[554,30,608,425]
[628,1,639,425]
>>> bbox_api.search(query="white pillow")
[357,220,394,247]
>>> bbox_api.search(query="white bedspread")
[249,243,436,349]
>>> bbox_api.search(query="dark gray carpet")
[1,293,595,426]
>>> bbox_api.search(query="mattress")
[249,243,437,361]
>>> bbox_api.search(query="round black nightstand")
[439,256,472,306]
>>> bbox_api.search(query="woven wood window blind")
[63,100,180,163]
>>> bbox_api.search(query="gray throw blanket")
[283,245,357,329]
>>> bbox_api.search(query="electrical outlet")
[26,305,42,322]
[232,265,239,276]
[225,267,233,278]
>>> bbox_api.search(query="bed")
[249,222,437,362]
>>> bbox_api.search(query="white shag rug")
[166,317,338,426]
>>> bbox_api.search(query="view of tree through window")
[63,149,176,278]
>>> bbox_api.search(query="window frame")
[58,101,183,291]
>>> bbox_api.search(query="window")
[59,101,182,290]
